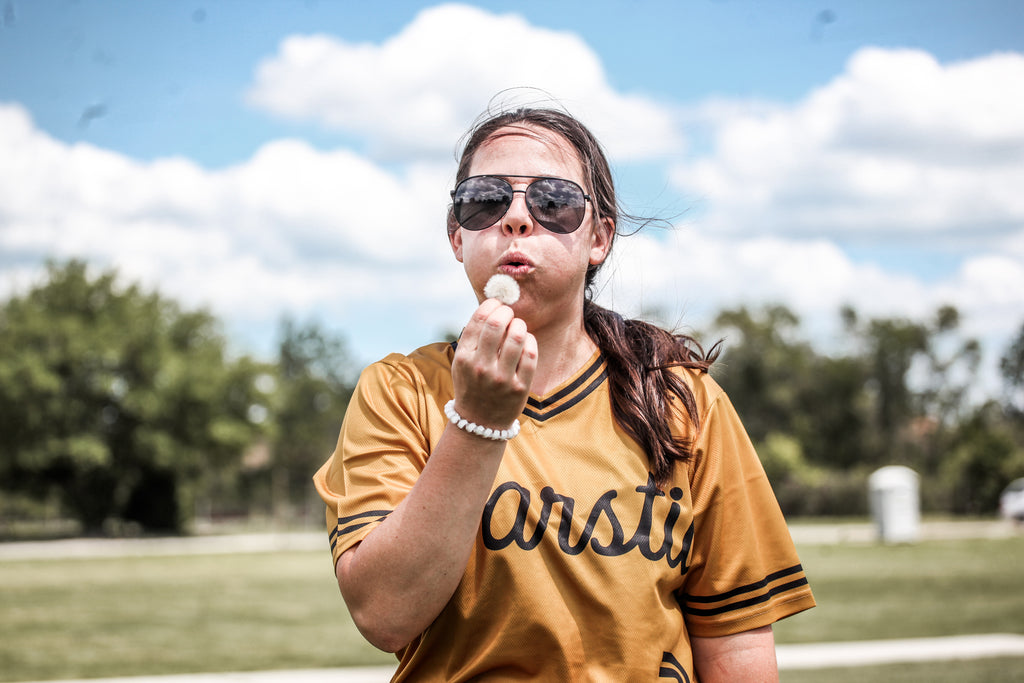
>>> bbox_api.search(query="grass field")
[0,550,394,681]
[775,536,1024,643]
[775,536,1024,681]
[1,535,1023,681]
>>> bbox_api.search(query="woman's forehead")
[471,125,584,179]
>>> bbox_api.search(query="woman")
[314,105,815,681]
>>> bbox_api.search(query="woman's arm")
[691,625,778,683]
[336,300,536,653]
[336,426,506,652]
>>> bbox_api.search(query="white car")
[1000,478,1024,522]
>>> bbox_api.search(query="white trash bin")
[868,465,920,544]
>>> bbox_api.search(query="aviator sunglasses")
[451,175,592,234]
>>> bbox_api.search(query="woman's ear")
[589,217,614,266]
[449,226,464,263]
[448,210,464,263]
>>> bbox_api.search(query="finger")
[474,305,515,362]
[497,317,528,372]
[457,299,505,353]
[516,332,538,390]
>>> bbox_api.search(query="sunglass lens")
[526,178,587,233]
[453,177,512,230]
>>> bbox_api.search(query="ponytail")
[583,300,719,486]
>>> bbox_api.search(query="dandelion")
[484,274,520,305]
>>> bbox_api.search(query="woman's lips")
[499,252,533,276]
[499,263,532,276]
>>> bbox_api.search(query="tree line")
[1,261,1022,535]
[705,304,1024,516]
[0,261,352,535]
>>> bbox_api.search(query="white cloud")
[244,3,680,161]
[656,46,1024,389]
[671,48,1024,248]
[3,38,1023,393]
[597,226,1024,370]
[0,103,467,359]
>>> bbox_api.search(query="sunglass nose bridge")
[501,188,536,235]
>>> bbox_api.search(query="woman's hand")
[451,299,537,430]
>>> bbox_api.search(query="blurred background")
[2,0,1022,535]
[1,1,1024,680]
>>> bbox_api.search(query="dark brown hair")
[451,106,718,485]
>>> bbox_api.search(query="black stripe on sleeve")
[683,578,809,617]
[338,509,393,525]
[329,509,392,551]
[683,564,805,603]
[682,572,810,618]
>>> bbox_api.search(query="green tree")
[793,353,871,470]
[0,260,266,533]
[915,306,981,423]
[1001,321,1024,418]
[711,305,871,470]
[858,315,928,459]
[941,401,1024,514]
[710,305,813,443]
[843,305,982,470]
[266,316,355,519]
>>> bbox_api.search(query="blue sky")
[1,0,1023,395]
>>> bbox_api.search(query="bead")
[443,400,519,442]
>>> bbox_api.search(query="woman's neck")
[528,319,597,397]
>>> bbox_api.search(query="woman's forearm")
[335,425,507,652]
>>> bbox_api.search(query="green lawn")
[1,536,1022,681]
[775,535,1024,681]
[0,551,394,681]
[775,536,1024,643]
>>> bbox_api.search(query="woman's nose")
[501,189,535,236]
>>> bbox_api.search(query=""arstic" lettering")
[481,473,693,573]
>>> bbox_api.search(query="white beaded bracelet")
[444,399,521,441]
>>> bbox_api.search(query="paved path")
[787,518,1021,545]
[776,633,1024,669]
[0,531,327,561]
[14,634,1024,682]
[2,519,1020,562]
[14,668,396,683]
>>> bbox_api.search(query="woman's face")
[449,125,613,332]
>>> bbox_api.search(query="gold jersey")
[314,342,815,681]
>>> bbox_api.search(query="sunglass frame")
[451,175,592,234]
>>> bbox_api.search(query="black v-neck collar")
[524,353,607,422]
